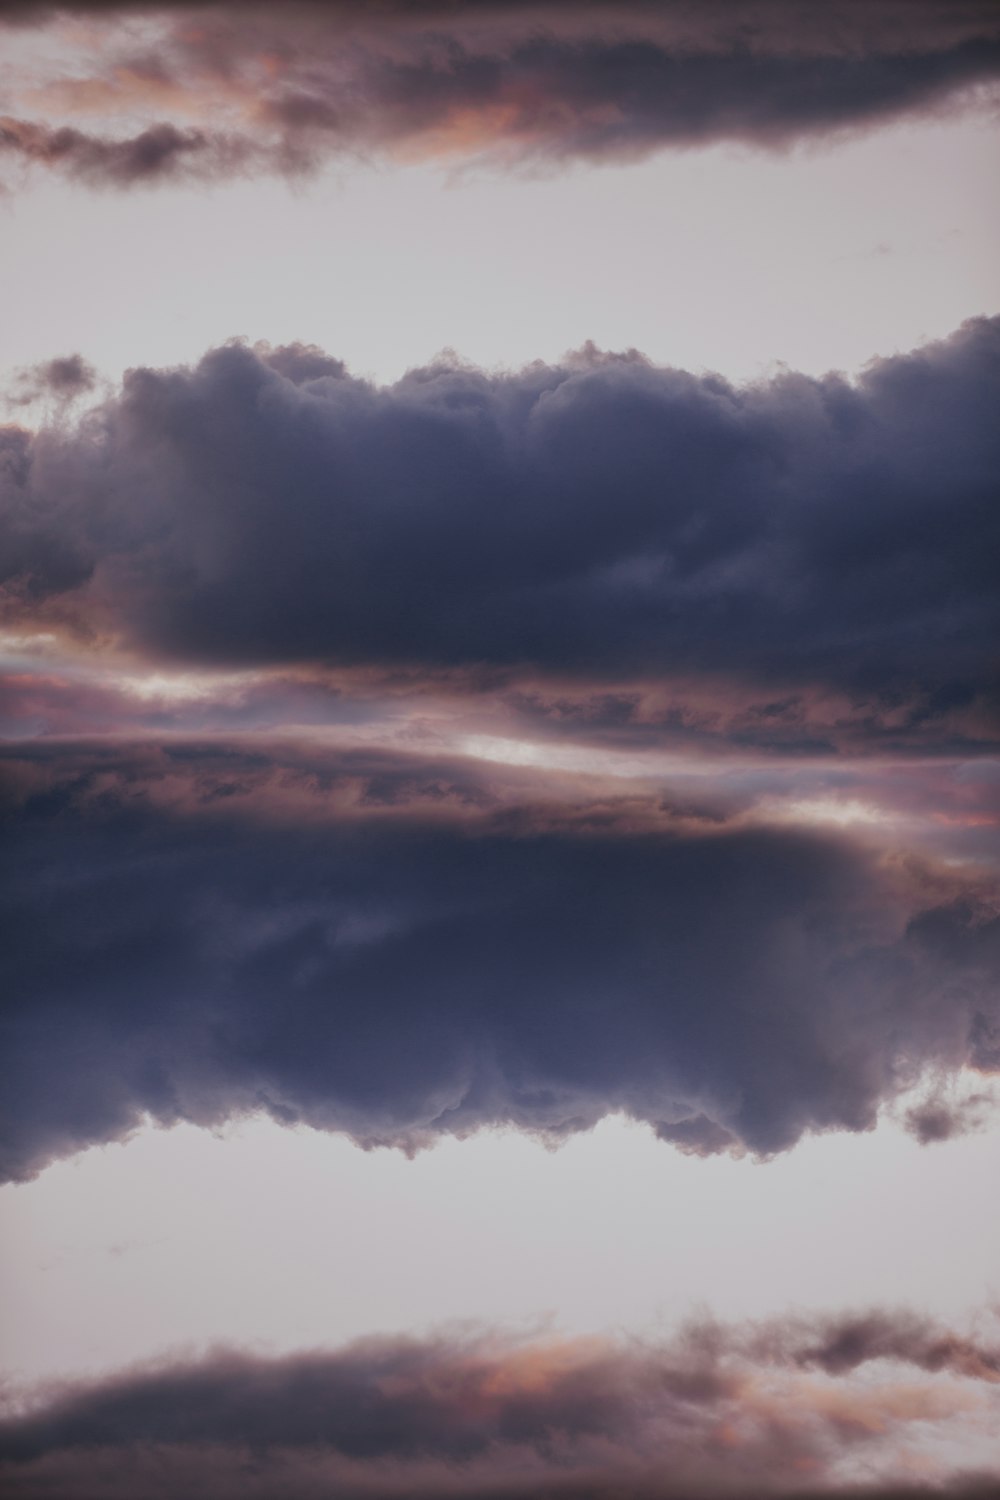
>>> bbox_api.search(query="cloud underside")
[3,317,998,706]
[2,15,998,1492]
[2,1312,999,1499]
[1,736,998,1181]
[1,3,1000,186]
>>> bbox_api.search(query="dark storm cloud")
[0,740,997,1181]
[224,31,1000,164]
[3,3,1000,187]
[1,1313,998,1499]
[2,320,998,715]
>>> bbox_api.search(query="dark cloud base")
[2,1312,998,1499]
[1,742,997,1181]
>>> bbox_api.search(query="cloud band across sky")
[2,1310,999,1499]
[3,318,998,706]
[2,1,1000,187]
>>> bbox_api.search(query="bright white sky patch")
[457,732,685,777]
[759,796,891,828]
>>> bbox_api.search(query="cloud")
[2,320,998,720]
[903,1089,996,1145]
[0,116,267,187]
[4,355,97,409]
[2,322,997,1180]
[757,1309,1000,1381]
[0,736,997,1180]
[1,1313,998,1499]
[2,2,1000,187]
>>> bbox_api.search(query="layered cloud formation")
[1,319,997,1181]
[2,1,1000,187]
[2,1310,999,1498]
[2,12,998,1500]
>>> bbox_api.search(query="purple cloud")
[2,321,998,714]
[0,735,997,1179]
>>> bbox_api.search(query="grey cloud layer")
[1,739,997,1180]
[3,319,998,713]
[1,1312,998,1499]
[2,2,1000,186]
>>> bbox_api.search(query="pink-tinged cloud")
[1,1311,998,1498]
[2,2,1000,187]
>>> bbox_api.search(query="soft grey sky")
[3,114,998,394]
[2,1102,998,1387]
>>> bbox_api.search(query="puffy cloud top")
[3,319,998,707]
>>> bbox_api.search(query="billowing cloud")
[2,2,1000,187]
[903,1089,996,1145]
[2,320,997,719]
[0,736,997,1181]
[1,1312,998,1499]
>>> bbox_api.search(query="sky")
[0,3,999,1498]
